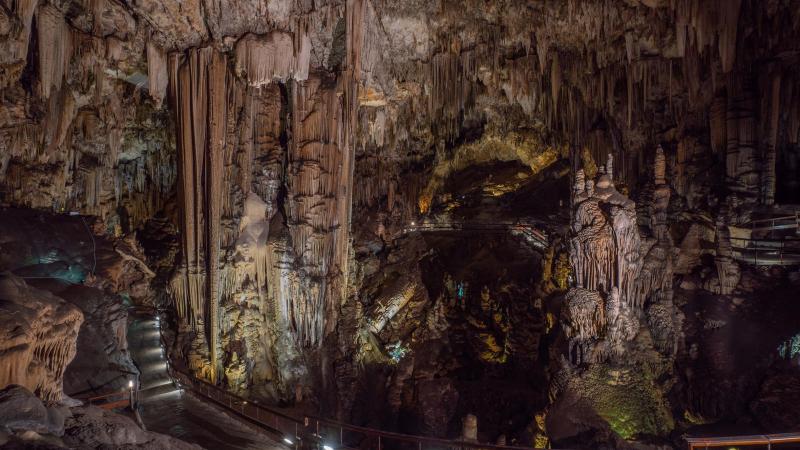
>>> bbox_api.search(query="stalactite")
[285,75,346,347]
[718,0,741,73]
[551,52,562,114]
[709,94,727,156]
[564,288,605,341]
[724,77,759,197]
[234,31,311,86]
[168,47,235,380]
[205,50,227,382]
[36,4,72,100]
[147,41,168,107]
[2,0,37,85]
[42,88,77,157]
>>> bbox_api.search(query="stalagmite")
[462,414,478,442]
[564,149,672,365]
[714,217,740,295]
[764,73,781,205]
[365,275,422,335]
[654,146,666,186]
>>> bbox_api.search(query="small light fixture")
[411,221,416,226]
[282,437,294,445]
[128,380,134,389]
[323,445,334,450]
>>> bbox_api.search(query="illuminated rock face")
[3,0,800,447]
[0,274,83,402]
[565,150,676,361]
[0,210,150,399]
[554,149,680,442]
[564,153,655,364]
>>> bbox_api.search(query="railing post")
[378,435,381,450]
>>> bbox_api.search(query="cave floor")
[128,313,284,450]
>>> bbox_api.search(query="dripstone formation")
[2,1,800,449]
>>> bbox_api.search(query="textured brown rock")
[2,0,800,448]
[0,274,83,402]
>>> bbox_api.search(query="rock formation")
[0,274,83,402]
[0,384,200,449]
[2,0,800,449]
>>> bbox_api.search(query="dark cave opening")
[410,232,548,443]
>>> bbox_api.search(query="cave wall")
[2,0,800,448]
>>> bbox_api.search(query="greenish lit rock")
[579,364,674,440]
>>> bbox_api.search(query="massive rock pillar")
[168,47,228,381]
[286,73,354,347]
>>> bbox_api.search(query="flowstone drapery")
[0,274,83,402]
[165,1,363,385]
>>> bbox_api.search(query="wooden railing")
[85,390,132,410]
[78,379,175,411]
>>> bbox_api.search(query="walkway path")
[400,218,549,249]
[730,213,800,266]
[127,312,284,450]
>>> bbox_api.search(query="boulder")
[0,385,64,436]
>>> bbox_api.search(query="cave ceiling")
[2,0,800,449]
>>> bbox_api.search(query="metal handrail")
[686,432,800,449]
[748,215,797,224]
[731,237,800,243]
[745,213,800,233]
[168,366,553,450]
[401,220,549,246]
